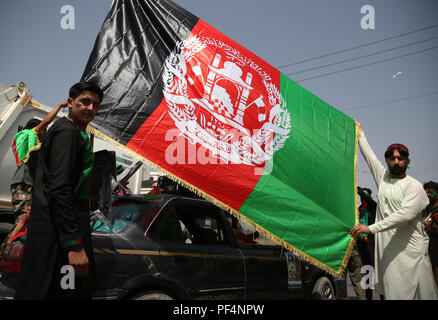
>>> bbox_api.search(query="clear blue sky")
[1,0,437,195]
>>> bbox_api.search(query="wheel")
[130,290,174,300]
[311,276,335,300]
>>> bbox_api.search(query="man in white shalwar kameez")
[350,123,438,300]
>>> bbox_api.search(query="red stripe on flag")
[11,139,19,166]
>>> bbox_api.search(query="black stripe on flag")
[82,0,199,145]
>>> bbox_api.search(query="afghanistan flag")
[82,0,358,276]
[12,128,40,166]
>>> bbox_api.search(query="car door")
[227,216,305,299]
[91,198,163,296]
[148,198,245,299]
[238,245,288,299]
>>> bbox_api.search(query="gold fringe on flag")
[339,121,361,276]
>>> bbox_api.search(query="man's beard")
[389,164,407,175]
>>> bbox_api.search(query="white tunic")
[359,132,438,300]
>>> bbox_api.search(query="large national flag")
[82,0,358,276]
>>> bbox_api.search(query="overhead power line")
[294,45,438,83]
[276,24,438,70]
[410,162,438,174]
[342,90,438,112]
[287,35,438,76]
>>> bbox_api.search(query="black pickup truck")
[0,192,346,300]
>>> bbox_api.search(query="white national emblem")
[162,35,291,166]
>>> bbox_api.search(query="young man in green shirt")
[15,81,103,299]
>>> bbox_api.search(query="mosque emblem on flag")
[162,35,291,166]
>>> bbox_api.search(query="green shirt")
[74,125,94,200]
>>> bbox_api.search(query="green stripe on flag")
[239,73,357,273]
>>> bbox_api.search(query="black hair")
[69,81,103,103]
[423,181,438,190]
[24,118,42,130]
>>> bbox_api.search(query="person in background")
[2,102,66,247]
[423,181,438,287]
[148,181,162,194]
[347,234,366,300]
[357,186,377,300]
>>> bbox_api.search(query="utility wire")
[342,90,438,112]
[294,45,438,83]
[276,24,438,70]
[287,35,438,76]
[410,163,438,174]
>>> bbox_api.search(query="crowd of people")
[0,81,437,300]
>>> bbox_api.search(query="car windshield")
[91,196,162,233]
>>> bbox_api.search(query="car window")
[91,198,161,233]
[111,202,141,232]
[149,203,230,246]
[187,215,224,245]
[155,206,184,242]
[225,213,279,247]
